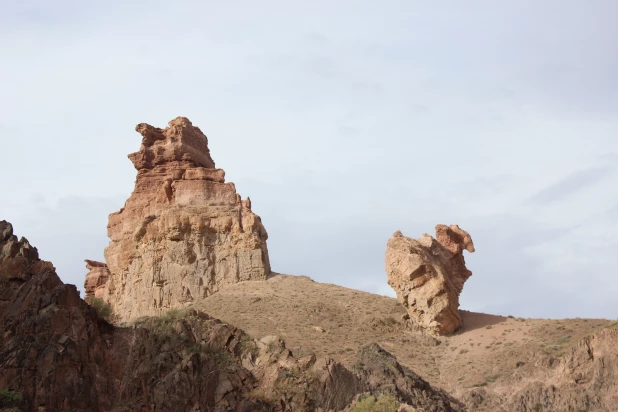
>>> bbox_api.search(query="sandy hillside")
[193,273,617,401]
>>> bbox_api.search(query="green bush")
[485,374,501,383]
[85,297,117,323]
[351,394,399,412]
[0,389,21,406]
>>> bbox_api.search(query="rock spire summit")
[85,118,271,321]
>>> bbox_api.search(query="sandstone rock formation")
[83,259,110,299]
[506,326,618,412]
[85,117,270,321]
[1,220,464,412]
[385,225,475,335]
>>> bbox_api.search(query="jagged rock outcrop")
[85,117,271,321]
[83,259,110,299]
[0,220,117,411]
[385,225,475,335]
[505,326,618,412]
[0,221,269,411]
[352,343,465,411]
[1,221,463,412]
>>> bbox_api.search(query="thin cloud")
[526,167,612,205]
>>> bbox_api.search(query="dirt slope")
[194,273,618,410]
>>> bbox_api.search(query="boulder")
[385,225,475,335]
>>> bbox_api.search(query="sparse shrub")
[380,317,398,326]
[283,368,298,379]
[485,325,493,329]
[0,389,21,406]
[246,389,270,403]
[351,394,399,412]
[163,308,186,320]
[85,297,117,323]
[240,335,259,358]
[555,336,571,345]
[485,374,500,383]
[266,338,281,352]
[508,315,514,318]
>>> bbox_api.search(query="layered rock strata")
[385,224,475,335]
[85,117,270,321]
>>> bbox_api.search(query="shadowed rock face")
[0,220,275,412]
[0,220,116,411]
[84,117,271,321]
[385,225,475,335]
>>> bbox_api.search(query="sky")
[1,0,617,319]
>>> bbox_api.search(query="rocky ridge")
[385,225,475,335]
[85,117,270,322]
[505,326,618,411]
[6,116,617,411]
[0,220,463,411]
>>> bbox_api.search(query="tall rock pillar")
[85,117,270,321]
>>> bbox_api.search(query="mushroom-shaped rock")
[385,224,475,335]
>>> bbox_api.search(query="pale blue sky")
[2,1,617,318]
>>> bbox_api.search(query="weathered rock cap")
[130,116,216,170]
[435,224,475,254]
[85,259,107,269]
[84,260,111,299]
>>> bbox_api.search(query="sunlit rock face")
[85,117,270,321]
[385,224,475,335]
